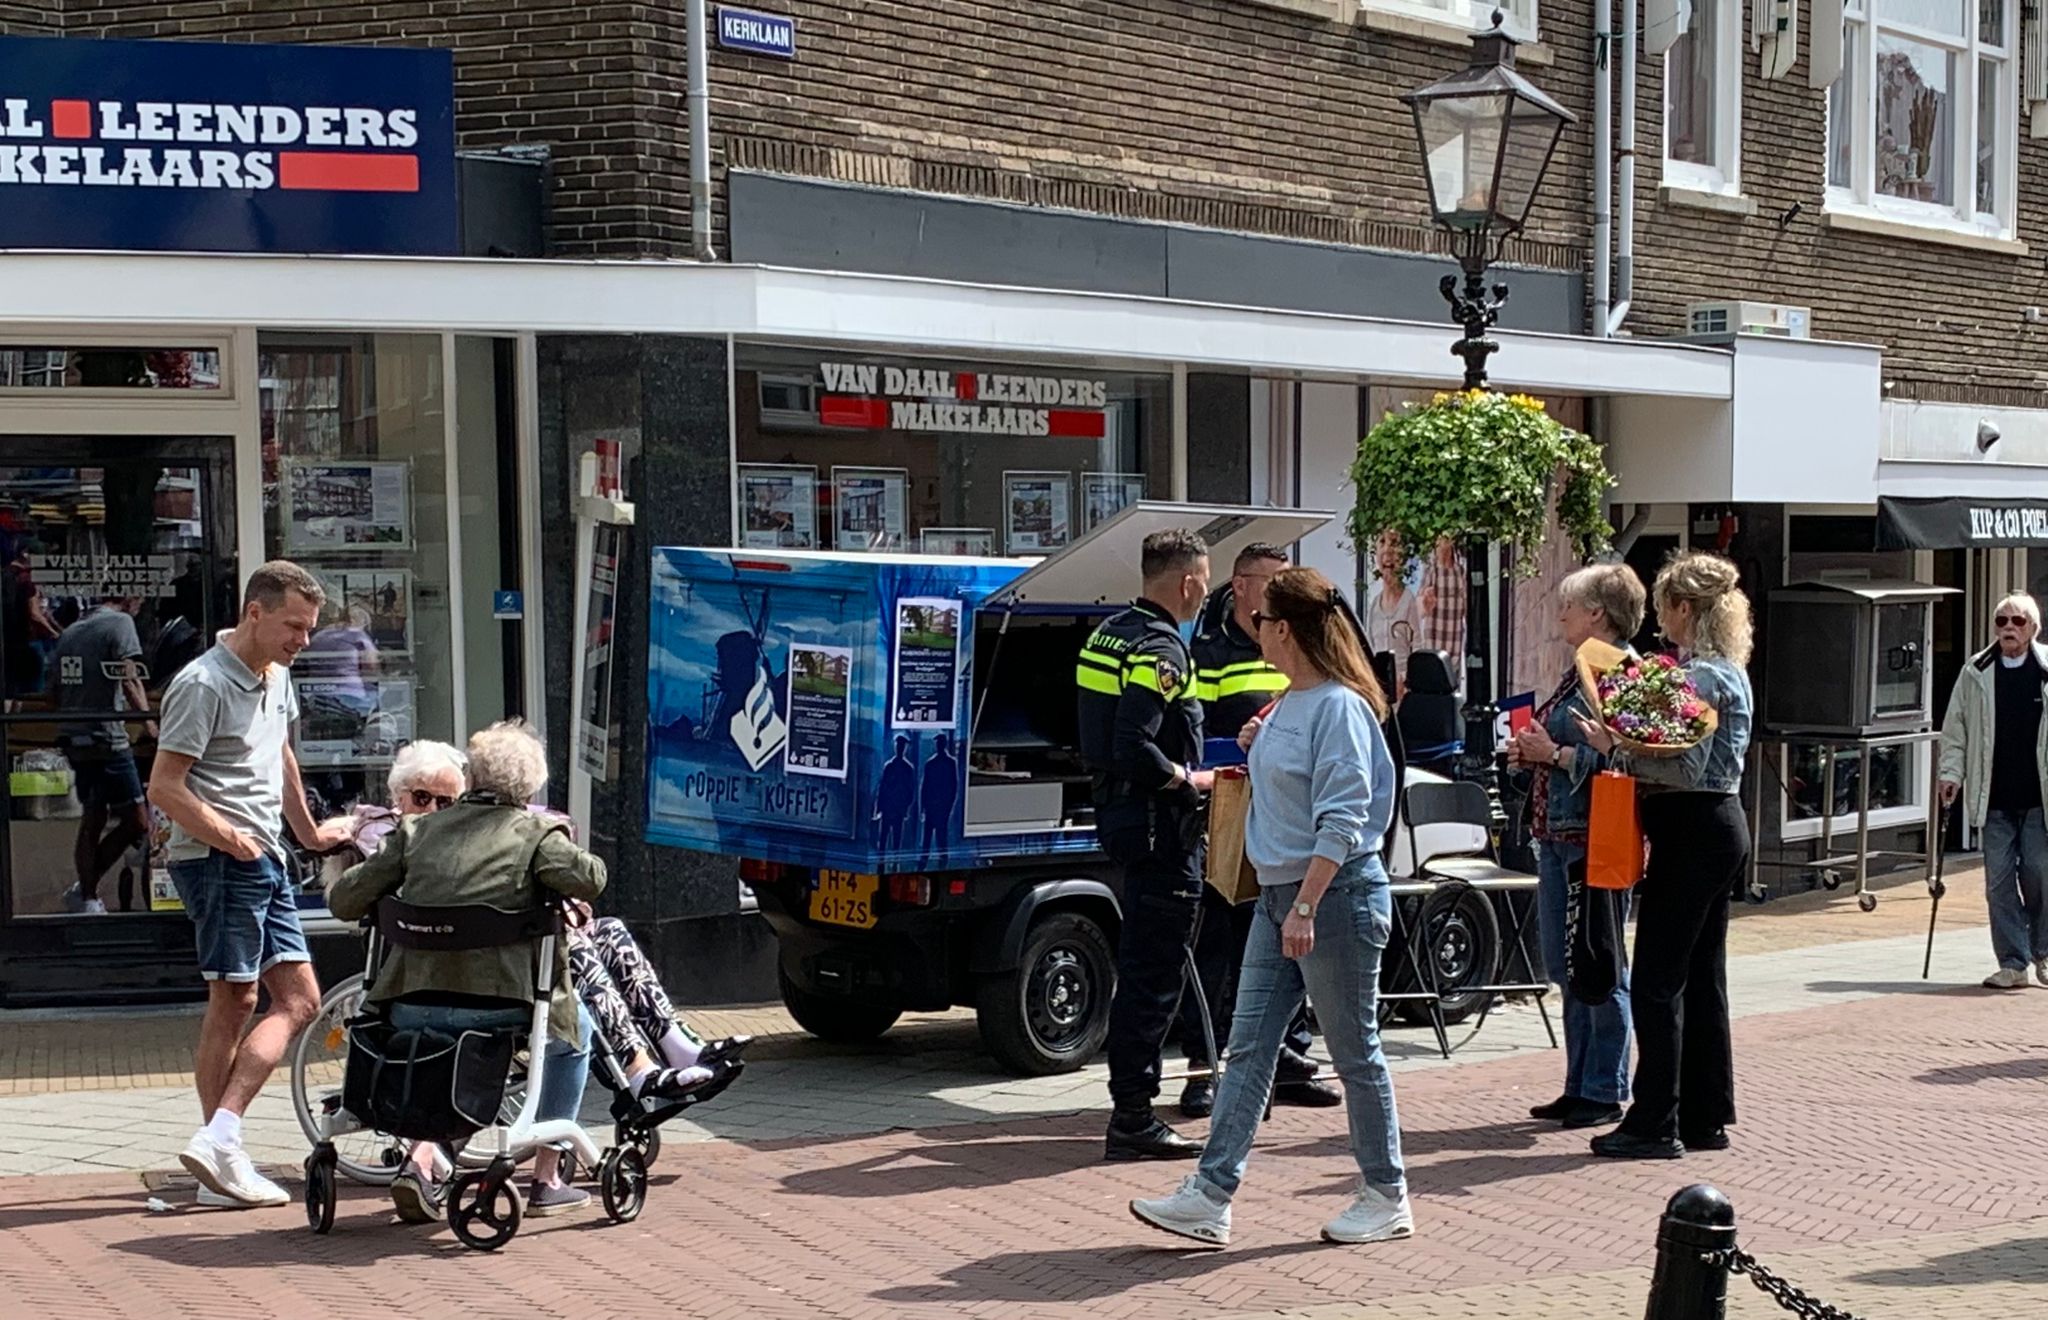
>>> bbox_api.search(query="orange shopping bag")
[1586,770,1645,891]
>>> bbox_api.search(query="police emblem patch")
[1156,659,1182,696]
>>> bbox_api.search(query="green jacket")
[327,798,606,1043]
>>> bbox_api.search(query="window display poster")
[1004,471,1071,554]
[891,595,962,729]
[919,527,995,556]
[576,522,623,780]
[308,568,412,656]
[784,642,854,779]
[832,466,908,551]
[1081,472,1145,532]
[297,676,417,767]
[282,459,412,552]
[740,464,818,549]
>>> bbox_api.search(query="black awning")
[1877,496,2048,549]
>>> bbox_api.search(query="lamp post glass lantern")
[1400,12,1574,389]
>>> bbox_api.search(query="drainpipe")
[687,0,717,261]
[1592,0,1613,337]
[1606,0,1637,335]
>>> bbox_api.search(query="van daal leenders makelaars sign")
[0,36,457,255]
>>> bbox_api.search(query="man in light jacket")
[1938,593,2048,990]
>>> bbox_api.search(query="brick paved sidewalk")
[2,975,2041,1319]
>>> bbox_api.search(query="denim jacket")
[1536,667,1613,836]
[1621,654,1753,796]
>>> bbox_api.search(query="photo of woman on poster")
[1363,529,1424,666]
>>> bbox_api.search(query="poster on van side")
[785,643,853,780]
[891,596,960,729]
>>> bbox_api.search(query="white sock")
[205,1109,243,1149]
[628,1060,658,1096]
[658,1026,701,1068]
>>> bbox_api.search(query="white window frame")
[1826,0,2018,239]
[1361,0,1540,43]
[1663,0,1744,194]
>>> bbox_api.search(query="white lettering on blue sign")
[716,7,796,59]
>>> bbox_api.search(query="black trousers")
[1620,791,1747,1143]
[1177,887,1315,1065]
[1102,821,1204,1111]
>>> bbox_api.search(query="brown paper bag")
[1204,767,1260,904]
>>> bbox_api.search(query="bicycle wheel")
[289,973,406,1187]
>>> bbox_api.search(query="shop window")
[258,333,455,894]
[1825,0,2015,237]
[731,345,1172,557]
[1664,0,1742,194]
[0,346,221,390]
[1363,0,1538,40]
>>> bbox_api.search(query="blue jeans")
[1196,857,1405,1200]
[1981,808,2048,970]
[385,1000,592,1125]
[1535,839,1633,1105]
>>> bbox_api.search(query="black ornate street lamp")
[1400,13,1574,389]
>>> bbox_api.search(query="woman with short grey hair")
[1509,562,1646,1131]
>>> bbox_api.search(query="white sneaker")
[81,898,107,915]
[1982,967,2029,990]
[1130,1174,1231,1247]
[1321,1183,1415,1244]
[2036,960,2048,988]
[179,1132,288,1207]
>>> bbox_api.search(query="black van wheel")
[977,909,1116,1076]
[778,966,902,1043]
[1397,884,1501,1027]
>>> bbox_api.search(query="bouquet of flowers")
[1574,639,1717,757]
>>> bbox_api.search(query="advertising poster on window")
[308,567,412,657]
[575,523,623,779]
[784,642,854,779]
[739,463,819,549]
[297,676,416,766]
[281,459,413,552]
[1362,527,1466,697]
[891,596,962,729]
[1004,471,1071,554]
[919,527,995,556]
[832,466,908,551]
[1081,472,1145,532]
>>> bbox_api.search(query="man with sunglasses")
[1938,593,2048,990]
[1181,544,1338,1117]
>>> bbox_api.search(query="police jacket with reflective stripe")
[1076,598,1204,807]
[1193,611,1288,737]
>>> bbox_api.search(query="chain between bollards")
[1646,1184,1870,1320]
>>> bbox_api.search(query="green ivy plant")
[1347,389,1615,577]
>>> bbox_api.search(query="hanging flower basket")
[1347,389,1615,577]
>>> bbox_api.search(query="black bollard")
[1643,1183,1736,1320]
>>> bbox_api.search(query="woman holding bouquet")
[1509,563,1645,1131]
[1575,552,1754,1160]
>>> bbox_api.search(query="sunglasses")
[408,788,457,811]
[1997,615,2030,628]
[1250,610,1278,630]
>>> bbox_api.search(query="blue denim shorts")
[169,850,310,983]
[66,750,144,810]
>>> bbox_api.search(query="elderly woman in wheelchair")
[321,720,732,1246]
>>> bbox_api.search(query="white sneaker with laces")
[180,1132,288,1207]
[1130,1174,1231,1247]
[1321,1183,1415,1244]
[1983,967,2029,990]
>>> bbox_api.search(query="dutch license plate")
[809,870,878,929]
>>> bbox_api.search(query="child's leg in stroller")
[569,932,710,1100]
[588,917,714,1068]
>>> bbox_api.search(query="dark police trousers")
[1177,888,1316,1065]
[1102,817,1205,1112]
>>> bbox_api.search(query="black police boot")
[1105,1107,1203,1161]
[1178,1074,1215,1119]
[1272,1049,1342,1108]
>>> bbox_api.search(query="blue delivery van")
[644,502,1329,1074]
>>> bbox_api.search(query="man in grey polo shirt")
[149,560,350,1208]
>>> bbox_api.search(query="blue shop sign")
[716,7,797,59]
[0,36,457,256]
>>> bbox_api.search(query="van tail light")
[887,874,933,907]
[739,858,794,886]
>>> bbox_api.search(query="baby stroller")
[305,894,683,1250]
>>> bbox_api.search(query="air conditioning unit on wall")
[1687,299,1812,338]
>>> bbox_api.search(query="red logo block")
[49,100,92,139]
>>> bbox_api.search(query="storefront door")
[0,436,237,998]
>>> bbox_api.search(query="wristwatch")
[1551,747,1565,767]
[1294,900,1314,918]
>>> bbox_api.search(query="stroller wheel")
[304,1149,337,1235]
[447,1171,523,1251]
[615,1122,662,1169]
[599,1146,648,1224]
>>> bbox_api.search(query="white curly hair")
[466,720,549,803]
[386,739,466,801]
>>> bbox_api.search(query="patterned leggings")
[568,917,704,1068]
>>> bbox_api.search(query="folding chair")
[1401,780,1556,1049]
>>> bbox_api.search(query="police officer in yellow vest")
[1178,543,1340,1117]
[1076,529,1215,1160]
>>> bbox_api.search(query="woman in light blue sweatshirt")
[1132,566,1410,1250]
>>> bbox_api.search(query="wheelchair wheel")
[615,1121,661,1169]
[599,1146,648,1223]
[304,1148,337,1235]
[447,1171,523,1252]
[290,974,406,1188]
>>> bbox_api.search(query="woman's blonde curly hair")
[1654,551,1752,666]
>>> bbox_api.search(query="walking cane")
[1922,803,1952,981]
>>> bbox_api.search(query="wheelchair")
[303,895,718,1250]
